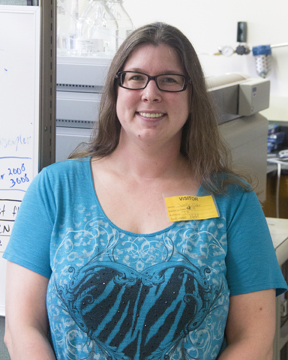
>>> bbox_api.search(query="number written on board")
[0,157,31,192]
[8,164,29,188]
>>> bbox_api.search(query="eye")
[162,76,178,83]
[160,75,183,85]
[132,75,144,81]
[127,73,146,82]
[158,75,185,87]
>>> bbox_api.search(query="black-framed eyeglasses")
[116,71,191,92]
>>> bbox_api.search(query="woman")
[4,22,287,360]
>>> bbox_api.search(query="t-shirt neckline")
[86,156,204,237]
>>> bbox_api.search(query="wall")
[123,0,288,120]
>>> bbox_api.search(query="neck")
[108,131,188,180]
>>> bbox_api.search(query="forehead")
[123,43,184,73]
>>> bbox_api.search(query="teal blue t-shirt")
[4,158,287,360]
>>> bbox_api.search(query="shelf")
[57,56,112,87]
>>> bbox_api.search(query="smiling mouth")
[138,112,164,118]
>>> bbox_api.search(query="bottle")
[57,0,79,56]
[106,0,133,50]
[76,0,118,57]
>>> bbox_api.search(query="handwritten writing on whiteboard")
[0,157,32,192]
[0,199,21,253]
[0,135,32,152]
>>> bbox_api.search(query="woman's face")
[116,43,190,148]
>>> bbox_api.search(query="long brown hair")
[70,22,251,193]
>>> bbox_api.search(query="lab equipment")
[252,43,288,78]
[279,149,288,159]
[267,132,285,153]
[216,22,288,78]
[252,45,272,78]
[57,0,79,56]
[106,0,134,50]
[77,0,118,57]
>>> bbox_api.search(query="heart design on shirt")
[57,260,222,359]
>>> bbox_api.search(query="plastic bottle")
[57,0,79,56]
[76,0,118,57]
[106,0,133,50]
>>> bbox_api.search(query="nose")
[141,78,162,102]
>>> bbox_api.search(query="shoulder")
[36,157,91,185]
[22,157,92,208]
[41,157,91,175]
[202,174,263,228]
[203,172,254,203]
[219,182,260,214]
[214,172,252,192]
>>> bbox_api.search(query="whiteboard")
[0,5,40,316]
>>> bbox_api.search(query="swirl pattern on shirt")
[47,204,229,360]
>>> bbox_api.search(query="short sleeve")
[225,189,287,297]
[3,168,55,278]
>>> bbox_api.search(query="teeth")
[139,112,163,118]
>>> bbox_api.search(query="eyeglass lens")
[120,72,186,91]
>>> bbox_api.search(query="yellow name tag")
[165,195,219,221]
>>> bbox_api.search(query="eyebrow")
[125,68,184,75]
